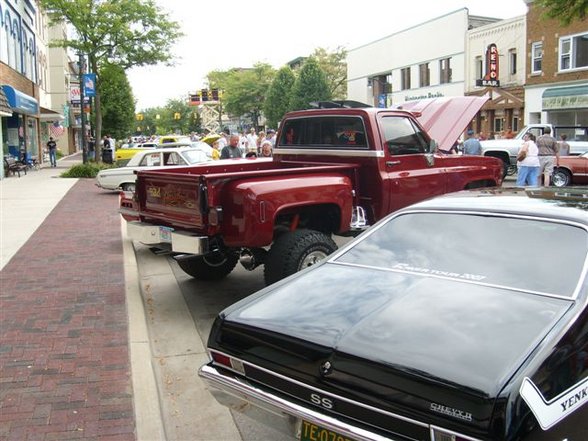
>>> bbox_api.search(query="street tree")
[312,47,347,100]
[99,64,135,144]
[263,66,296,129]
[289,58,332,111]
[535,0,587,25]
[41,0,182,162]
[208,63,276,129]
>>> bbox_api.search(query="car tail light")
[210,350,245,375]
[431,427,479,441]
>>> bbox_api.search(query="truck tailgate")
[135,161,360,232]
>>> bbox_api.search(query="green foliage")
[100,64,135,139]
[289,58,332,111]
[60,162,113,178]
[208,63,276,127]
[138,99,200,135]
[535,0,587,25]
[40,0,183,161]
[263,66,296,129]
[313,47,348,100]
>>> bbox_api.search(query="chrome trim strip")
[208,350,429,429]
[274,148,384,158]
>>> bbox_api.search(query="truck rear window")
[279,116,367,148]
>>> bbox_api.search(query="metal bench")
[4,156,27,177]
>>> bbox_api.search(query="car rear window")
[336,212,587,297]
[278,116,367,148]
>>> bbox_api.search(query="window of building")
[475,56,483,80]
[419,63,430,87]
[401,67,411,90]
[531,42,543,73]
[494,118,504,134]
[559,33,588,71]
[509,49,517,75]
[440,58,452,84]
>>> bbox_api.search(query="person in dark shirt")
[220,135,243,159]
[47,137,57,167]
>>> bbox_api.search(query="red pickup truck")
[122,98,503,285]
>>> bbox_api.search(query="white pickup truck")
[481,124,588,172]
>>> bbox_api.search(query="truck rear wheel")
[264,229,337,286]
[176,251,238,280]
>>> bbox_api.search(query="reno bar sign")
[476,43,500,87]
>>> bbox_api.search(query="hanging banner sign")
[476,43,500,87]
[83,73,96,97]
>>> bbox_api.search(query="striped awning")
[542,84,588,110]
[0,87,12,117]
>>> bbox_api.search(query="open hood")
[392,96,489,151]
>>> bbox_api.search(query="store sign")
[476,43,500,87]
[69,86,90,104]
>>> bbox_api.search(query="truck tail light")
[208,207,223,226]
[210,350,245,375]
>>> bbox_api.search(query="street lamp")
[78,51,88,163]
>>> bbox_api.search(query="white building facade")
[347,9,499,108]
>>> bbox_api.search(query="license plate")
[159,226,173,243]
[300,420,355,441]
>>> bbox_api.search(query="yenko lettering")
[560,385,588,411]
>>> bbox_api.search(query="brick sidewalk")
[0,180,135,440]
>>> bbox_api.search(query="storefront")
[1,85,39,163]
[0,86,14,179]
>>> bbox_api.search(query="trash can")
[102,148,113,164]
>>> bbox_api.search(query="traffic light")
[174,112,181,120]
[136,113,144,121]
[189,93,201,105]
[201,89,209,101]
[211,88,219,101]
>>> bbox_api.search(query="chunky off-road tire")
[552,168,571,187]
[176,251,238,280]
[264,229,337,286]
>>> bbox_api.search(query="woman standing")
[516,133,540,186]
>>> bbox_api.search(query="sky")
[127,0,529,110]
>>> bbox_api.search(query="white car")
[96,146,211,192]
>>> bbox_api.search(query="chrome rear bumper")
[126,221,209,255]
[198,363,393,441]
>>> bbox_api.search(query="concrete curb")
[121,220,166,440]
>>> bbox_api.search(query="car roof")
[400,187,588,225]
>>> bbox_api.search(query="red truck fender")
[218,173,355,248]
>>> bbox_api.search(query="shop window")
[559,33,588,71]
[401,67,411,90]
[440,58,452,84]
[419,63,430,87]
[531,42,543,74]
[509,49,517,75]
[475,56,483,80]
[494,118,504,134]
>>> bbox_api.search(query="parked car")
[553,152,588,187]
[199,187,588,441]
[114,142,159,164]
[96,146,210,192]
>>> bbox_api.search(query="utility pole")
[78,52,87,164]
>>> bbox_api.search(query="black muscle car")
[199,187,588,441]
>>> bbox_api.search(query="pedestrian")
[516,133,540,187]
[47,136,57,167]
[558,134,570,156]
[266,129,277,147]
[256,131,266,154]
[537,126,559,186]
[220,135,244,159]
[246,128,258,155]
[260,140,273,157]
[102,135,111,150]
[211,140,221,160]
[462,129,482,155]
[238,131,248,151]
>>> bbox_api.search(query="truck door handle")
[386,160,401,167]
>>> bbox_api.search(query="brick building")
[523,0,587,126]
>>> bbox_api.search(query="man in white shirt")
[246,128,258,154]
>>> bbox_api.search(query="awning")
[0,85,39,115]
[542,84,588,110]
[40,106,64,121]
[0,87,12,117]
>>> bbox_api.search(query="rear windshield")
[336,212,587,297]
[278,116,368,148]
